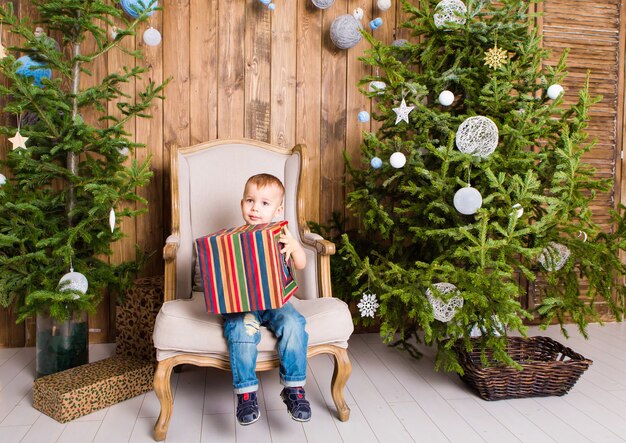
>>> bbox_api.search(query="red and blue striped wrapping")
[195,221,299,314]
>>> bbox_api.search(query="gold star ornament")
[484,45,508,70]
[9,130,28,150]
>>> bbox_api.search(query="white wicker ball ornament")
[143,27,162,46]
[368,81,386,94]
[390,152,406,168]
[377,0,392,11]
[434,0,467,29]
[311,0,334,9]
[455,116,499,157]
[538,242,570,272]
[330,14,363,49]
[426,283,464,322]
[547,84,564,100]
[453,186,482,215]
[438,90,454,106]
[58,270,89,297]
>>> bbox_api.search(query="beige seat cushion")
[153,293,354,362]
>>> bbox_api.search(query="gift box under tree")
[195,221,298,313]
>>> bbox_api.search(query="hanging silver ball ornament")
[455,116,499,158]
[370,157,383,169]
[453,186,482,215]
[538,242,570,272]
[311,0,335,8]
[377,0,392,11]
[117,146,130,157]
[0,173,6,186]
[438,90,454,106]
[547,84,564,100]
[58,271,89,296]
[330,14,364,49]
[368,81,386,94]
[110,26,119,40]
[352,7,364,20]
[358,111,370,122]
[434,0,467,29]
[143,27,162,46]
[389,152,406,168]
[426,283,464,322]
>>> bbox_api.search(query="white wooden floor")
[1,322,625,443]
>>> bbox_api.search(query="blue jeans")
[223,303,308,394]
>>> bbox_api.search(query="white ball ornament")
[143,27,162,46]
[453,186,482,215]
[0,173,6,186]
[511,203,524,218]
[330,14,363,49]
[58,270,89,297]
[377,0,392,11]
[547,84,564,100]
[426,283,464,322]
[370,157,383,169]
[434,0,467,29]
[352,7,364,20]
[455,116,499,157]
[311,0,334,8]
[438,90,454,106]
[368,80,386,94]
[389,152,406,168]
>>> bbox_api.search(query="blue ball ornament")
[370,17,383,30]
[259,0,271,4]
[268,3,276,9]
[15,55,52,88]
[370,157,383,169]
[358,111,370,122]
[120,0,158,18]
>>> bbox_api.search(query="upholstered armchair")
[151,139,354,441]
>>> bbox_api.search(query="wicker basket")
[455,336,592,401]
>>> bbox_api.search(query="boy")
[223,173,311,425]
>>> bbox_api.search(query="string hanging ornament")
[453,165,482,215]
[357,279,379,318]
[433,0,467,29]
[58,259,89,299]
[455,116,499,158]
[538,242,571,272]
[426,283,464,322]
[8,112,28,151]
[484,36,508,70]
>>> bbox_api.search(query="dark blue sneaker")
[236,391,260,425]
[280,387,311,422]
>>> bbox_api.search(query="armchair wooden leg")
[330,346,352,421]
[153,359,175,441]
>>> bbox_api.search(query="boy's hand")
[279,227,306,270]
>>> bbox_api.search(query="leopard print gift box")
[33,356,154,423]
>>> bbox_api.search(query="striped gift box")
[195,221,298,314]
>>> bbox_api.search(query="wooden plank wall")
[1,0,625,346]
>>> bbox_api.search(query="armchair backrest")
[169,139,319,301]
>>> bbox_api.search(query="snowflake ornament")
[484,45,508,69]
[357,291,380,318]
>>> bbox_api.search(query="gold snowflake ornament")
[484,45,508,70]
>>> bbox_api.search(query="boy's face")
[241,183,284,225]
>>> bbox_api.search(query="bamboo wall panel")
[1,0,625,346]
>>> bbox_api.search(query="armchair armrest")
[300,229,335,298]
[163,234,180,302]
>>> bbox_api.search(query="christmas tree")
[0,0,168,321]
[342,0,626,372]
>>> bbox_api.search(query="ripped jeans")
[222,303,308,394]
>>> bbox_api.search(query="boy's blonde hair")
[244,173,285,197]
